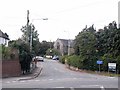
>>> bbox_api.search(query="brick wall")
[1,60,21,78]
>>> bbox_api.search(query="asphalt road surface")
[2,59,119,90]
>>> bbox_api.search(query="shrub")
[66,55,83,69]
[1,45,18,60]
[2,45,11,60]
[101,54,116,71]
[59,55,69,64]
[116,56,120,74]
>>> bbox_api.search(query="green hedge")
[1,45,17,60]
[59,55,83,69]
[67,55,82,68]
[59,55,69,64]
[60,54,119,73]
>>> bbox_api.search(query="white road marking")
[100,86,105,90]
[79,85,100,88]
[12,81,17,83]
[70,87,75,90]
[19,81,26,83]
[27,80,34,82]
[108,77,115,79]
[6,81,10,83]
[54,87,64,88]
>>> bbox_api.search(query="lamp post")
[30,18,48,53]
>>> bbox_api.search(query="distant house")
[0,30,9,46]
[54,39,74,56]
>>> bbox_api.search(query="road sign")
[97,60,103,73]
[97,60,103,65]
[108,63,116,72]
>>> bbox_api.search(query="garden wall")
[0,60,21,78]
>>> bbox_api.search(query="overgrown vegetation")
[46,48,61,57]
[59,55,69,64]
[1,45,17,60]
[60,21,120,74]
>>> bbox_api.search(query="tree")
[46,48,61,56]
[92,21,120,72]
[74,25,97,70]
[38,41,54,56]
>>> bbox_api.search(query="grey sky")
[0,0,119,41]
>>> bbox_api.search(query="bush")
[67,55,82,69]
[66,55,98,71]
[59,55,69,64]
[101,54,116,72]
[2,45,11,60]
[116,56,120,74]
[1,45,18,60]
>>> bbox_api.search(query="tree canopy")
[73,21,120,73]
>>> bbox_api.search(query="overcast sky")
[0,0,119,42]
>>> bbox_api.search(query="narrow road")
[2,59,118,89]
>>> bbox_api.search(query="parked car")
[52,55,59,60]
[46,55,52,59]
[35,56,44,62]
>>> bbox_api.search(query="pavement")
[18,66,43,81]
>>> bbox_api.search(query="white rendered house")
[0,30,9,46]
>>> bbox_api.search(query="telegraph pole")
[27,10,32,52]
[118,1,120,28]
[27,10,29,26]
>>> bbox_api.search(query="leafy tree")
[38,41,54,56]
[74,25,97,70]
[73,21,120,73]
[46,48,61,56]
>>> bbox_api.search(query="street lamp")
[30,18,48,53]
[31,18,48,23]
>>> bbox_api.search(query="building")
[68,39,75,55]
[0,30,9,46]
[54,39,74,56]
[118,1,120,28]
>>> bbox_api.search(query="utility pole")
[118,1,120,28]
[27,10,32,52]
[27,10,29,26]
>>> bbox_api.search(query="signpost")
[97,60,103,73]
[108,63,116,73]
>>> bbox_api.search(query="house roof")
[58,39,68,46]
[0,30,9,40]
[57,39,74,47]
